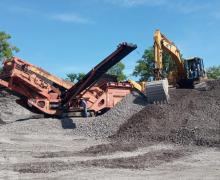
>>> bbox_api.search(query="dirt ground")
[0,80,219,179]
[0,124,219,179]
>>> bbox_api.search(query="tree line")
[0,31,220,80]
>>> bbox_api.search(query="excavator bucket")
[145,79,169,104]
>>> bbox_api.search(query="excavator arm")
[154,29,186,80]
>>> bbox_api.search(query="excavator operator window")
[184,57,205,80]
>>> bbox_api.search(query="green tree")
[66,72,86,83]
[67,62,126,83]
[107,62,126,82]
[206,66,220,79]
[0,31,19,61]
[132,47,154,81]
[66,73,77,83]
[132,47,176,81]
[77,72,86,82]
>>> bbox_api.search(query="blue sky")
[0,0,219,79]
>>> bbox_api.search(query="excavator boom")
[154,29,185,80]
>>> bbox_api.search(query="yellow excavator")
[127,29,206,102]
[154,29,206,88]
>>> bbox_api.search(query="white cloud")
[6,5,93,24]
[51,13,93,24]
[102,0,210,14]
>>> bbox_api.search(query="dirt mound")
[112,80,220,147]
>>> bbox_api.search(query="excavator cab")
[184,57,206,80]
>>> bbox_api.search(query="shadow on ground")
[60,117,76,129]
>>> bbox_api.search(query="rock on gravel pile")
[71,92,147,138]
[112,79,220,147]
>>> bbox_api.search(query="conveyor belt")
[62,43,137,106]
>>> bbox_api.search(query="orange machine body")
[0,57,132,115]
[0,43,137,116]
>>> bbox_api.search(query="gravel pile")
[0,80,219,147]
[0,91,147,136]
[112,80,220,147]
[71,92,147,138]
[0,90,35,123]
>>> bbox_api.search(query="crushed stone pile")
[0,80,219,148]
[71,92,147,138]
[0,91,147,136]
[112,80,220,147]
[0,90,35,123]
